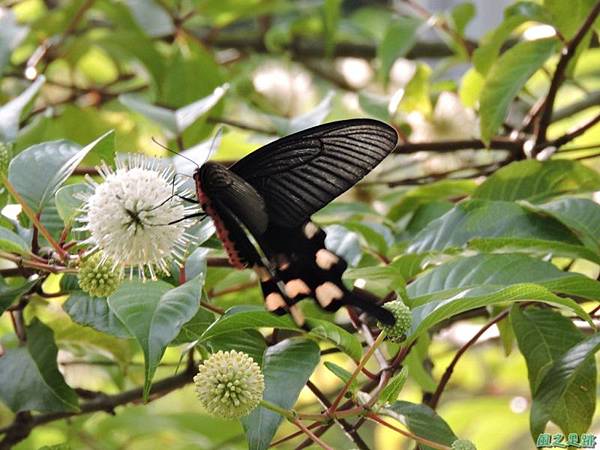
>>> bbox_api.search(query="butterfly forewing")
[230,119,398,227]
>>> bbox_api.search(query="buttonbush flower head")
[377,300,412,343]
[451,439,477,450]
[0,142,13,174]
[194,350,265,420]
[78,253,121,297]
[78,155,195,280]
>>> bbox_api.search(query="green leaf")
[397,63,431,115]
[381,401,458,449]
[124,0,174,37]
[308,318,362,361]
[206,329,267,367]
[108,278,202,398]
[407,254,600,302]
[473,160,600,202]
[241,338,320,450]
[473,1,551,74]
[54,184,90,227]
[527,198,600,252]
[344,265,405,297]
[389,254,428,281]
[0,76,45,142]
[324,224,362,267]
[0,226,29,254]
[0,319,79,413]
[459,67,485,107]
[322,0,342,56]
[404,336,437,391]
[0,278,37,315]
[378,17,421,81]
[408,283,593,344]
[8,131,113,213]
[0,9,28,75]
[358,92,390,121]
[479,38,558,144]
[324,361,358,392]
[450,2,476,36]
[379,367,408,404]
[171,306,215,345]
[120,84,228,136]
[468,237,600,265]
[199,306,299,342]
[388,179,477,222]
[408,200,580,254]
[525,317,599,436]
[63,292,130,338]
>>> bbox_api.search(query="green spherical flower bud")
[451,439,477,450]
[78,254,121,298]
[377,300,412,343]
[194,350,264,420]
[0,142,13,175]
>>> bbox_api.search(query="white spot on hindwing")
[315,282,343,308]
[265,293,286,311]
[315,249,339,270]
[303,222,319,239]
[285,279,311,298]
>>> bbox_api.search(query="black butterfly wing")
[230,119,398,227]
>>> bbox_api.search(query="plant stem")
[366,413,451,450]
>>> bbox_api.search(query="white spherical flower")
[194,350,265,420]
[407,92,479,143]
[78,155,195,279]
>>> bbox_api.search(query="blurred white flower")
[335,57,373,89]
[252,62,317,116]
[78,155,195,279]
[407,92,479,142]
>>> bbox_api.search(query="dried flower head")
[78,155,195,279]
[194,350,265,420]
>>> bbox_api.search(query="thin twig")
[365,413,451,450]
[428,309,510,409]
[292,419,334,450]
[534,0,600,146]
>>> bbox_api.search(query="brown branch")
[534,0,600,146]
[548,111,600,149]
[306,381,370,450]
[0,365,195,449]
[393,138,524,155]
[427,309,510,410]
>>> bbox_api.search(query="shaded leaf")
[206,329,266,366]
[0,8,28,75]
[381,401,458,450]
[0,278,37,315]
[242,338,320,450]
[308,318,362,361]
[529,326,599,437]
[0,319,78,413]
[324,361,358,392]
[0,226,29,254]
[199,306,298,342]
[379,367,408,404]
[378,17,421,81]
[408,283,593,343]
[54,184,90,227]
[407,254,600,302]
[63,292,130,338]
[108,278,202,398]
[408,200,580,254]
[0,76,44,142]
[473,160,600,202]
[527,198,600,252]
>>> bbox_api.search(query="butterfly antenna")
[151,136,199,168]
[208,127,223,157]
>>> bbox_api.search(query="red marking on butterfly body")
[195,178,246,269]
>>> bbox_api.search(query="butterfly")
[193,119,398,326]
